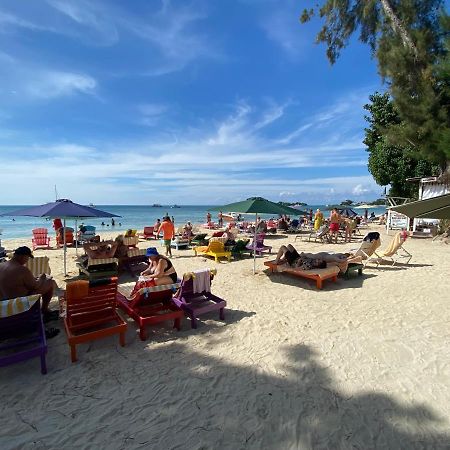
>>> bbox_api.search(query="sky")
[0,0,386,205]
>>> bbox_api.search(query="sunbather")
[274,244,327,270]
[83,240,118,259]
[140,247,178,285]
[0,246,60,337]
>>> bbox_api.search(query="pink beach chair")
[32,228,51,250]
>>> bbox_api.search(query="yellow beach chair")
[374,232,412,266]
[194,241,231,263]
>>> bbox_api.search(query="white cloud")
[26,71,97,98]
[352,184,370,195]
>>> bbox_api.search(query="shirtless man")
[0,247,60,336]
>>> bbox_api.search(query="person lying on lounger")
[274,244,327,270]
[83,241,118,259]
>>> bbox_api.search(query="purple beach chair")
[172,269,226,329]
[246,233,272,256]
[0,296,48,374]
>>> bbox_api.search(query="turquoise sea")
[0,204,386,239]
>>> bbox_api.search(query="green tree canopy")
[301,1,450,169]
[364,92,438,198]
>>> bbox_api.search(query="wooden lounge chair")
[194,241,231,263]
[32,228,51,250]
[56,227,74,248]
[62,278,127,362]
[120,247,148,277]
[0,295,47,374]
[116,281,183,341]
[140,226,157,240]
[123,235,139,248]
[374,232,412,266]
[26,256,51,278]
[172,269,226,329]
[264,260,340,290]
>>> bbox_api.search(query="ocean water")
[0,204,386,240]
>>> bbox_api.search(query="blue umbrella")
[2,199,120,275]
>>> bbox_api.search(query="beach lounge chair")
[116,280,183,341]
[190,233,208,246]
[246,233,272,256]
[350,232,381,266]
[230,239,251,258]
[62,277,127,362]
[374,232,412,266]
[172,269,226,329]
[123,235,139,248]
[140,226,157,240]
[26,256,51,278]
[0,295,47,374]
[77,257,119,280]
[120,247,148,277]
[32,228,51,250]
[264,261,340,290]
[194,241,231,263]
[171,237,190,250]
[307,225,330,243]
[56,227,74,248]
[78,225,96,244]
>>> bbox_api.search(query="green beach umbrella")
[390,193,450,219]
[212,198,301,273]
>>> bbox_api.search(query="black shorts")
[285,248,300,266]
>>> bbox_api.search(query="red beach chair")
[140,226,157,240]
[32,228,51,250]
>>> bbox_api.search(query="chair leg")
[219,308,225,320]
[190,313,198,329]
[139,327,147,341]
[174,318,181,331]
[119,332,125,347]
[316,279,323,289]
[70,344,77,363]
[40,352,47,375]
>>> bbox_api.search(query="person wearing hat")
[0,246,60,337]
[140,247,178,285]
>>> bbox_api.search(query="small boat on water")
[223,212,240,222]
[170,204,181,208]
[152,204,162,207]
[89,203,95,207]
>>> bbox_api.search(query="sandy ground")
[0,226,449,449]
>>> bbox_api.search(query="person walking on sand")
[329,208,341,243]
[158,216,175,257]
[314,209,324,231]
[218,211,223,227]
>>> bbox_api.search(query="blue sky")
[0,0,385,205]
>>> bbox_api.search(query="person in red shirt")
[157,216,175,257]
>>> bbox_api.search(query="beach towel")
[0,295,40,318]
[379,232,402,257]
[193,269,211,293]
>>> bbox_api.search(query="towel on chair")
[193,269,211,293]
[66,280,89,300]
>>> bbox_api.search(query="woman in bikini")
[140,247,178,285]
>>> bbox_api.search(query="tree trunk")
[379,0,418,57]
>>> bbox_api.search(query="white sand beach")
[1,227,449,449]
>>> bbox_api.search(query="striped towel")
[87,257,119,266]
[127,248,147,258]
[0,294,41,317]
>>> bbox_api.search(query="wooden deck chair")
[62,277,126,362]
[26,256,51,278]
[350,232,381,266]
[194,241,231,263]
[56,227,74,248]
[172,269,226,329]
[0,295,47,374]
[140,226,157,240]
[32,228,51,250]
[374,232,412,266]
[116,280,183,341]
[245,233,272,256]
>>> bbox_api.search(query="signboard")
[389,211,408,229]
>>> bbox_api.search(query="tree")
[364,92,438,198]
[300,1,450,170]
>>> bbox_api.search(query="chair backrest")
[192,233,207,241]
[233,239,249,251]
[26,256,51,277]
[381,232,403,257]
[255,233,266,244]
[143,226,154,235]
[66,278,118,327]
[0,295,41,339]
[208,241,225,253]
[179,269,214,298]
[354,232,381,258]
[123,236,139,247]
[82,225,96,234]
[32,228,49,243]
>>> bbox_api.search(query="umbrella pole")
[75,219,78,256]
[253,212,257,274]
[63,218,67,276]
